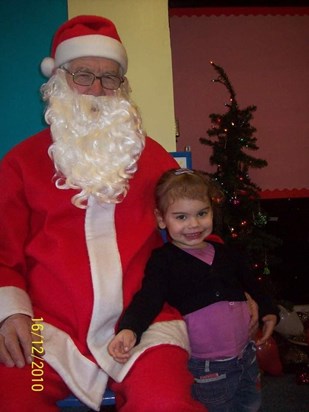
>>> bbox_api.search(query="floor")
[60,373,309,411]
[260,373,309,412]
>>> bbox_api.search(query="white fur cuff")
[0,286,33,323]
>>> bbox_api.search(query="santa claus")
[0,15,206,412]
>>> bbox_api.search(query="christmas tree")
[200,61,281,281]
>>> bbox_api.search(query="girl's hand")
[255,314,277,346]
[108,329,137,363]
[245,292,259,339]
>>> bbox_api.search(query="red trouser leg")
[110,345,208,412]
[0,361,70,412]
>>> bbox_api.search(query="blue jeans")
[188,341,261,412]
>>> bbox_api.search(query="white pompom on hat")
[41,15,128,77]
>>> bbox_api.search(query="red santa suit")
[0,129,192,410]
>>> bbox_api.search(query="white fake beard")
[41,71,145,208]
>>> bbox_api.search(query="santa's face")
[64,57,121,96]
[41,66,145,208]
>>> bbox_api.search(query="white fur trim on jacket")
[42,322,107,411]
[85,200,124,365]
[0,286,33,323]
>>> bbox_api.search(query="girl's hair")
[155,168,224,216]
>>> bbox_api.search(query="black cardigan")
[119,241,279,341]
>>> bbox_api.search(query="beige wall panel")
[68,0,176,151]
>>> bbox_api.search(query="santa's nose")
[86,78,108,96]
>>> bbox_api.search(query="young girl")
[108,168,279,412]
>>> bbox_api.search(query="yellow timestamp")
[31,317,45,392]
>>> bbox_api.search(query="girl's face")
[156,197,213,249]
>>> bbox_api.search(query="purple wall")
[170,8,309,197]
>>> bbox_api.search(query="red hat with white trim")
[41,15,128,77]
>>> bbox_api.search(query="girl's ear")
[154,209,166,229]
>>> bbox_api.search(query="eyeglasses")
[62,67,124,90]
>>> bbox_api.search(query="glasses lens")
[101,75,122,90]
[73,72,95,86]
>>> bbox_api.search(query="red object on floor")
[255,330,283,376]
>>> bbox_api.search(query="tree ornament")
[253,210,268,227]
[296,365,309,385]
[262,253,271,275]
[232,197,240,206]
[263,265,271,275]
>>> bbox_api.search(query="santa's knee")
[0,362,69,412]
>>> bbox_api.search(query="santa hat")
[41,15,128,77]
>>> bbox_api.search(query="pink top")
[183,243,250,360]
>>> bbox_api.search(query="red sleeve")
[0,130,52,289]
[0,153,30,289]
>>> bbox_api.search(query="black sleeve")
[234,249,280,323]
[118,249,169,342]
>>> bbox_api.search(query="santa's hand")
[0,314,32,368]
[108,329,137,363]
[255,314,277,346]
